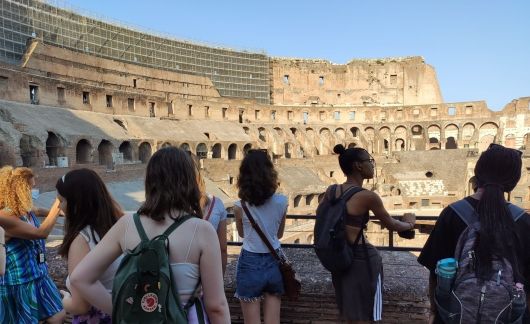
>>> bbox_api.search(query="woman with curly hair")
[0,166,65,324]
[234,149,288,324]
[56,168,124,323]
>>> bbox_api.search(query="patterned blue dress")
[0,212,63,323]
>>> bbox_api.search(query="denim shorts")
[235,249,285,301]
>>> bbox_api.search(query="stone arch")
[335,128,346,141]
[462,123,476,141]
[76,139,93,164]
[98,140,114,167]
[364,127,375,153]
[161,142,172,148]
[0,139,16,167]
[180,143,191,152]
[395,138,405,151]
[284,142,294,158]
[138,142,152,163]
[307,234,314,244]
[228,143,237,160]
[350,127,360,137]
[523,133,530,150]
[243,143,252,156]
[258,127,267,142]
[20,134,41,167]
[319,128,332,155]
[478,122,498,151]
[212,143,222,159]
[445,137,458,149]
[294,195,302,208]
[348,142,357,149]
[119,141,133,162]
[274,127,285,137]
[427,125,441,149]
[306,194,316,206]
[444,124,459,141]
[411,125,423,136]
[242,126,250,135]
[196,143,208,159]
[45,132,65,166]
[379,127,391,153]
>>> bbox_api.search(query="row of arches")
[16,131,256,168]
[293,193,324,208]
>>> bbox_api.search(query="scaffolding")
[0,0,271,104]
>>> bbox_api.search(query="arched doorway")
[243,143,252,156]
[98,140,114,167]
[138,142,152,163]
[196,143,208,159]
[45,132,64,166]
[20,135,40,167]
[228,144,237,160]
[180,143,190,152]
[119,141,133,162]
[445,137,458,149]
[76,139,92,164]
[212,143,222,159]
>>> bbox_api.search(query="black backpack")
[314,184,365,273]
[435,200,527,324]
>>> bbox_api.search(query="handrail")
[226,214,438,252]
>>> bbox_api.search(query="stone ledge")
[47,247,430,323]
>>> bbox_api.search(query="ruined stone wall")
[270,56,443,106]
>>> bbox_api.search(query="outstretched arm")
[367,192,414,232]
[0,198,62,240]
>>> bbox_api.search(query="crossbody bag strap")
[204,196,216,222]
[241,201,282,262]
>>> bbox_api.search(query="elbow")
[205,300,230,323]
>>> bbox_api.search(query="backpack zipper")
[476,285,487,323]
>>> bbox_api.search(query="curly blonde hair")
[0,166,14,209]
[0,167,34,216]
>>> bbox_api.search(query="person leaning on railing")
[325,144,416,324]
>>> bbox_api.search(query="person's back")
[120,213,209,305]
[70,147,230,324]
[418,143,529,324]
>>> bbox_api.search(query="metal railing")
[226,214,438,252]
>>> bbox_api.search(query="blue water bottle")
[435,258,458,303]
[511,283,526,323]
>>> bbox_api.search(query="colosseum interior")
[1,0,529,322]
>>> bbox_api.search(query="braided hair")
[474,144,522,278]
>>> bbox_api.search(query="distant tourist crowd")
[0,143,528,324]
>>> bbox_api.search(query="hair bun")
[333,144,346,155]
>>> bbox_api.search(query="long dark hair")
[474,144,522,278]
[237,150,278,206]
[138,147,202,221]
[57,169,123,257]
[333,144,370,176]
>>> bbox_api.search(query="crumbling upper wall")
[270,56,443,106]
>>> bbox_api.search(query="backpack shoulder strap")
[341,186,364,202]
[507,203,526,222]
[449,199,479,227]
[133,213,192,242]
[133,213,149,242]
[160,215,193,240]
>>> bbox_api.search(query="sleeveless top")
[0,212,48,285]
[170,222,201,304]
[124,216,201,305]
[66,226,123,293]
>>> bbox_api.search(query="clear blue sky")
[65,0,529,110]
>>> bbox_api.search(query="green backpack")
[112,213,205,324]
